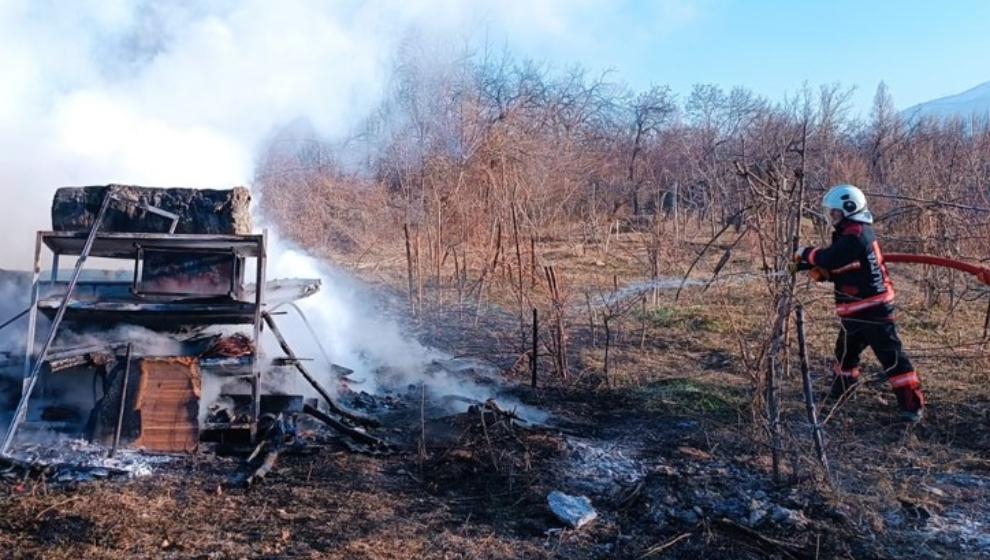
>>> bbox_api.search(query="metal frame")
[41,231,264,258]
[0,210,271,453]
[109,343,133,458]
[137,198,180,234]
[250,230,267,439]
[2,193,114,454]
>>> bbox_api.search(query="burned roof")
[52,184,252,235]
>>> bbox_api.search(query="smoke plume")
[0,0,410,268]
[0,1,563,419]
[0,0,626,268]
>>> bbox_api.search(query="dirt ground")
[2,233,990,559]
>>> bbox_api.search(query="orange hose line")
[884,253,990,286]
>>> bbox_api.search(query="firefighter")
[790,184,925,422]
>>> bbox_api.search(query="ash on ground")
[4,439,174,482]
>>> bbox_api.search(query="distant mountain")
[901,81,990,122]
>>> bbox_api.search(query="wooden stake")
[640,295,648,350]
[511,204,525,349]
[982,295,990,344]
[531,308,538,389]
[403,223,415,314]
[530,236,536,288]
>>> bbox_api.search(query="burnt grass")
[3,249,990,558]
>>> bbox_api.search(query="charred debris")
[0,185,391,486]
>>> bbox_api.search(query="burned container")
[0,185,318,455]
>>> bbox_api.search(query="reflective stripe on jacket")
[801,221,895,319]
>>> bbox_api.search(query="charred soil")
[3,235,990,559]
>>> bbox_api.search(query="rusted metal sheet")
[139,249,237,297]
[133,357,201,453]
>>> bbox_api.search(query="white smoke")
[0,0,418,267]
[267,238,438,388]
[0,0,645,272]
[0,1,579,423]
[264,237,548,423]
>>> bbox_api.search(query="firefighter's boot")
[828,368,860,401]
[889,371,925,423]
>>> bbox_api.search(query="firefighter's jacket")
[798,220,895,320]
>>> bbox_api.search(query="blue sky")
[487,0,990,114]
[0,0,985,265]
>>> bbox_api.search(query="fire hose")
[803,253,990,285]
[884,253,990,285]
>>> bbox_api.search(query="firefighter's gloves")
[788,247,826,281]
[788,247,810,275]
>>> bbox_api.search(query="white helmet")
[822,184,873,224]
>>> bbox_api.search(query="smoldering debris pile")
[0,184,402,486]
[0,184,551,491]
